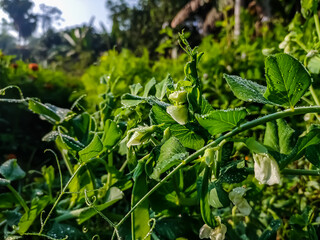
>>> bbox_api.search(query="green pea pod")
[198,166,217,228]
[131,171,151,240]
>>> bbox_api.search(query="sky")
[0,0,115,33]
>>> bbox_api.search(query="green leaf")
[187,86,202,114]
[129,83,143,95]
[121,93,145,107]
[17,196,50,234]
[155,74,174,100]
[0,193,19,208]
[307,54,320,74]
[79,134,103,162]
[67,165,89,208]
[264,121,279,152]
[224,74,274,105]
[169,124,205,150]
[102,119,122,149]
[259,219,282,240]
[306,144,320,168]
[71,112,92,145]
[277,119,296,155]
[264,119,296,155]
[294,125,320,153]
[132,171,150,240]
[42,131,85,151]
[301,0,318,18]
[0,159,25,181]
[28,99,71,124]
[221,141,234,164]
[307,225,318,240]
[41,166,55,198]
[143,77,156,97]
[150,137,188,181]
[246,138,268,153]
[264,54,311,107]
[150,104,177,124]
[150,105,204,150]
[281,125,320,167]
[289,207,312,226]
[3,210,22,227]
[153,217,198,239]
[219,160,247,183]
[196,108,247,136]
[200,97,214,115]
[48,223,84,240]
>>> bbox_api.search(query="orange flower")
[28,63,39,71]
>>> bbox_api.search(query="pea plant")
[1,34,320,240]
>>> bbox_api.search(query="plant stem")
[245,168,320,176]
[307,86,320,121]
[115,106,320,228]
[39,162,85,234]
[309,85,320,106]
[107,152,113,187]
[314,13,320,41]
[7,184,29,212]
[294,39,309,52]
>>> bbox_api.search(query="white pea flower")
[166,105,188,125]
[229,187,252,216]
[253,153,280,185]
[126,125,161,148]
[199,223,227,240]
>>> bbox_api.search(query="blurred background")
[0,0,299,67]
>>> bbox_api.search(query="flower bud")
[28,63,39,71]
[166,105,188,125]
[253,153,280,185]
[168,90,187,104]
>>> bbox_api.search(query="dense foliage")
[1,1,320,240]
